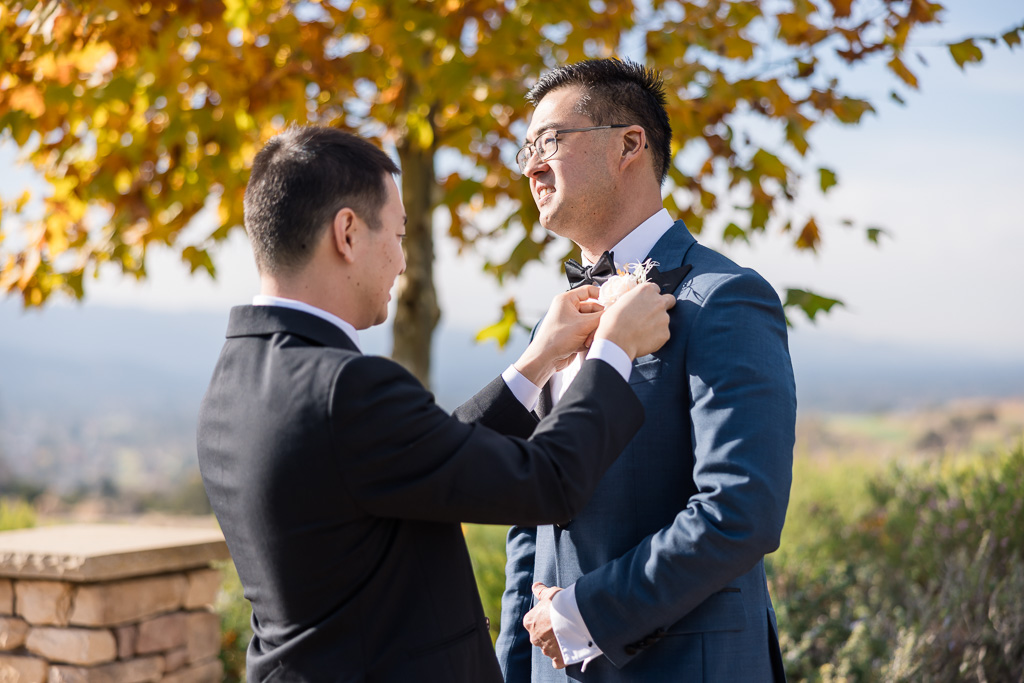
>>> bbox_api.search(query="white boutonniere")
[597,259,658,307]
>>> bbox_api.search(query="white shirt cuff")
[501,365,542,412]
[585,339,632,383]
[550,584,603,670]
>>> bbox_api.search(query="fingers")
[565,285,600,303]
[531,582,561,601]
[628,283,676,310]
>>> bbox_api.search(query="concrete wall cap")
[0,526,228,582]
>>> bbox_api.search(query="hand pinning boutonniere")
[597,259,659,307]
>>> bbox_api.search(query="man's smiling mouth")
[536,186,555,199]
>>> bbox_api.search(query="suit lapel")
[646,220,698,288]
[535,221,695,417]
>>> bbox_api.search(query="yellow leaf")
[406,112,434,149]
[223,0,250,30]
[15,191,32,212]
[723,35,754,60]
[115,169,133,194]
[476,299,520,348]
[887,56,918,89]
[19,247,41,290]
[818,168,837,193]
[67,43,116,74]
[949,39,984,70]
[235,109,254,132]
[795,217,820,251]
[7,85,46,118]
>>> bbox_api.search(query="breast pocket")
[629,355,662,385]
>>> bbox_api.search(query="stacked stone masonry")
[0,525,230,683]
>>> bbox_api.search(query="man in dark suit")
[495,60,796,682]
[197,125,676,682]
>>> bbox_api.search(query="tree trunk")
[391,141,440,387]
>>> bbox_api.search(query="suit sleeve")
[574,272,796,668]
[494,524,537,682]
[329,356,643,526]
[452,375,539,438]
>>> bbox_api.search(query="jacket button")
[624,645,638,656]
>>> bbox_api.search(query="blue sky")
[3,1,1023,363]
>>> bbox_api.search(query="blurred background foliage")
[0,497,36,531]
[770,444,1024,682]
[3,1,1020,384]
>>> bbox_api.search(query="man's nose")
[522,150,549,178]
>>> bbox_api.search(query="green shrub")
[0,498,36,531]
[464,523,509,644]
[213,559,251,683]
[771,443,1024,682]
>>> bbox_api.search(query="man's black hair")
[527,59,672,184]
[244,125,400,275]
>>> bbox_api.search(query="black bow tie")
[565,250,693,295]
[565,251,617,289]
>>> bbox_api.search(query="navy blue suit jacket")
[495,222,796,682]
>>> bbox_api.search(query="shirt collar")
[251,295,361,352]
[584,208,674,268]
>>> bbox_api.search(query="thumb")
[532,582,549,600]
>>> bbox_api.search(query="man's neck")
[260,276,356,328]
[579,203,665,264]
[578,191,663,263]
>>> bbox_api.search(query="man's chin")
[538,211,558,233]
[540,214,571,239]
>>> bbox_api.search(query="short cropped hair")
[243,126,400,275]
[527,59,672,184]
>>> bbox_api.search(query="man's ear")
[619,126,647,172]
[331,207,359,263]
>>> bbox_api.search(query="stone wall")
[0,525,230,683]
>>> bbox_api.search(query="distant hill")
[2,301,1022,490]
[786,332,1024,414]
[3,301,1023,416]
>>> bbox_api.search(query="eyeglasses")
[516,124,631,173]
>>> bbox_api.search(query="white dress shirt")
[505,208,675,669]
[252,295,361,352]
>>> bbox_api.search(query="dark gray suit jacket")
[197,305,643,682]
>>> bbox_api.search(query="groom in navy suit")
[495,59,796,681]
